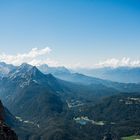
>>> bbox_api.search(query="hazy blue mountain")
[38,64,70,75]
[76,66,140,83]
[0,62,16,77]
[50,71,140,93]
[37,64,140,92]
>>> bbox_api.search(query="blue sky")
[0,0,140,67]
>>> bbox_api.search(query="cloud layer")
[0,47,58,66]
[0,48,140,68]
[96,57,140,68]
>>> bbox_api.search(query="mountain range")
[76,67,140,83]
[0,62,140,140]
[1,62,140,83]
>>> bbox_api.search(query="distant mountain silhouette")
[77,66,140,83]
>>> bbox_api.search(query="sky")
[0,0,140,68]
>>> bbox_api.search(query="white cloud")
[0,48,140,68]
[0,47,58,66]
[96,57,140,68]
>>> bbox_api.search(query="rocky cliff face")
[0,101,18,140]
[0,121,18,140]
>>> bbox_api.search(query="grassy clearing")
[122,136,140,140]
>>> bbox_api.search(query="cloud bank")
[96,57,140,68]
[0,47,58,66]
[0,48,140,68]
